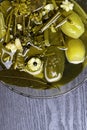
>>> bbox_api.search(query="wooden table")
[0,81,87,130]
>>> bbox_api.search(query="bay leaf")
[0,69,51,89]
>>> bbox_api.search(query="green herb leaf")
[0,0,12,17]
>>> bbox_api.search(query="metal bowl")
[0,0,87,98]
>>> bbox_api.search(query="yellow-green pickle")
[45,47,65,82]
[0,0,87,89]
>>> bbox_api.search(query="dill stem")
[5,10,13,43]
[14,16,17,36]
[23,15,25,35]
[44,29,50,46]
[51,0,58,9]
[40,12,61,32]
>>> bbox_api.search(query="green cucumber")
[44,47,65,82]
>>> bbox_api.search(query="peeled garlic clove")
[6,42,17,53]
[65,39,85,64]
[61,11,85,39]
[44,4,54,11]
[15,38,23,52]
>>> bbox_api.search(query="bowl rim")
[0,75,86,98]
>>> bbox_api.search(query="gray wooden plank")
[82,81,87,130]
[0,82,87,130]
[45,86,85,130]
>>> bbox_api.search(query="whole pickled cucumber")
[44,47,65,82]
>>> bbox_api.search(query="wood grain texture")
[0,82,87,130]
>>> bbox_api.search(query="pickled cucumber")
[44,47,65,82]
